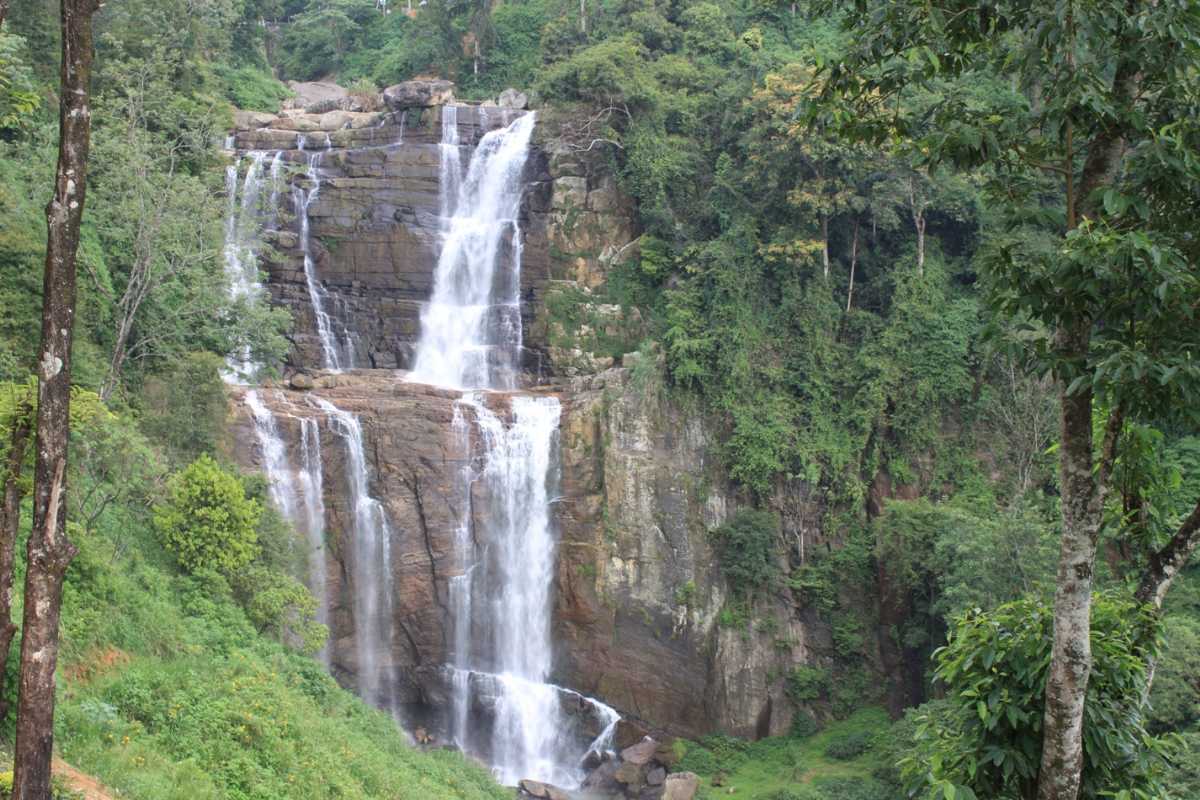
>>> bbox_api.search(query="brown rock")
[518,779,549,798]
[647,766,666,786]
[233,110,277,130]
[383,79,455,110]
[621,739,658,766]
[662,773,700,800]
[286,80,348,111]
[615,760,645,788]
[288,372,314,390]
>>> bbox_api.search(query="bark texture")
[0,404,31,724]
[12,0,98,795]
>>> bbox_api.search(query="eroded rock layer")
[229,85,826,747]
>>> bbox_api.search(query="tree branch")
[1135,499,1200,610]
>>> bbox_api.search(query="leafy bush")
[786,665,831,704]
[903,595,1173,800]
[213,63,291,112]
[789,711,821,739]
[708,509,780,600]
[230,565,327,656]
[822,729,873,760]
[154,454,262,574]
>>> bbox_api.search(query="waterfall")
[222,152,274,382]
[408,109,536,390]
[298,415,330,658]
[244,390,329,660]
[406,105,619,786]
[295,152,354,371]
[312,397,396,711]
[245,389,300,522]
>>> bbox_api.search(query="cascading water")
[408,108,535,390]
[410,106,619,787]
[222,151,274,382]
[244,390,329,659]
[312,396,397,711]
[295,150,355,372]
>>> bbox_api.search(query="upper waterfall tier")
[409,108,537,391]
[227,105,557,375]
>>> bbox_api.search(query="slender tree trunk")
[12,0,98,796]
[579,0,586,34]
[1037,367,1121,800]
[846,219,859,312]
[0,0,10,28]
[1038,376,1097,800]
[0,404,31,724]
[820,214,830,280]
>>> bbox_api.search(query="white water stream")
[244,390,330,661]
[411,106,619,786]
[312,396,397,712]
[408,108,535,390]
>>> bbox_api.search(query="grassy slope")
[676,708,895,800]
[4,440,507,800]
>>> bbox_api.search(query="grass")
[676,708,895,800]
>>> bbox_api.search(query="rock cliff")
[228,82,826,747]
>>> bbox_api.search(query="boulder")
[647,766,666,786]
[662,773,700,800]
[518,779,550,798]
[615,760,645,789]
[286,80,347,110]
[383,79,455,110]
[497,87,529,109]
[233,110,277,130]
[620,739,658,767]
[582,759,621,793]
[288,372,314,391]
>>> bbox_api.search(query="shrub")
[823,729,873,760]
[786,665,831,704]
[789,711,821,739]
[154,455,261,574]
[230,565,327,656]
[903,595,1172,799]
[708,509,780,599]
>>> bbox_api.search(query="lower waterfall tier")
[231,367,821,755]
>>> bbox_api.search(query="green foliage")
[786,665,830,704]
[708,510,780,600]
[903,595,1172,800]
[678,708,892,800]
[822,729,873,760]
[0,26,41,131]
[154,455,262,574]
[137,352,230,465]
[213,63,292,112]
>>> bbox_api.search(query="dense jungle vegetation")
[1,0,1198,798]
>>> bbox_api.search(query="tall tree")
[0,390,31,724]
[816,1,1200,797]
[13,0,100,795]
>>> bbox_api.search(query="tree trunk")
[820,214,830,280]
[0,0,10,28]
[579,0,586,34]
[1037,367,1121,800]
[0,404,31,725]
[914,213,925,275]
[846,219,859,312]
[12,0,98,796]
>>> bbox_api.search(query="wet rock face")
[234,104,553,373]
[554,368,822,739]
[228,84,821,747]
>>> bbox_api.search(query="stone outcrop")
[553,366,824,739]
[228,80,827,757]
[383,79,456,110]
